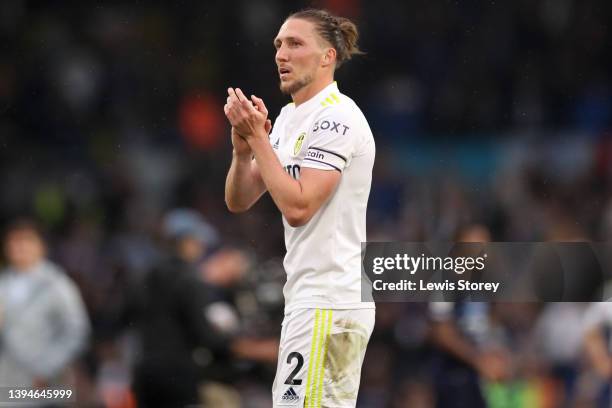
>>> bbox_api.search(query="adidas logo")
[281,387,299,401]
[273,138,280,149]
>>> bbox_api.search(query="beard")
[279,73,314,95]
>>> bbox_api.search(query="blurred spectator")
[132,208,228,406]
[199,247,279,407]
[133,209,277,407]
[428,225,511,408]
[0,219,90,389]
[582,302,612,407]
[429,301,512,408]
[533,303,588,406]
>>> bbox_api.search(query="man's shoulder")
[40,260,68,279]
[308,96,371,142]
[313,91,365,122]
[0,269,9,286]
[40,261,80,292]
[277,102,295,119]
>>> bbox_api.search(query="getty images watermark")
[361,243,612,302]
[371,252,497,293]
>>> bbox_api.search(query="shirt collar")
[5,260,46,277]
[292,81,338,115]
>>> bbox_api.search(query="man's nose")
[276,46,289,63]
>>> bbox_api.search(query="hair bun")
[288,9,364,68]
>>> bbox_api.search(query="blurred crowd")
[1,0,612,407]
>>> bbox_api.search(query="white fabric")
[583,302,612,330]
[583,302,612,351]
[269,82,376,313]
[272,308,375,408]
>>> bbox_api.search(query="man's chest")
[272,116,312,179]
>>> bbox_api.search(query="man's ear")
[322,47,337,68]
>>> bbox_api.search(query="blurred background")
[0,0,611,407]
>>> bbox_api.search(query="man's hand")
[223,89,271,214]
[231,337,279,364]
[476,349,512,382]
[592,356,612,379]
[225,88,272,156]
[230,127,251,156]
[224,88,269,141]
[230,120,272,156]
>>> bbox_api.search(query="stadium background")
[1,0,612,406]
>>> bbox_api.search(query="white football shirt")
[268,82,375,313]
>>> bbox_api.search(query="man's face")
[274,18,326,95]
[4,229,45,271]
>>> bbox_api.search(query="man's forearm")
[225,151,263,212]
[584,328,612,377]
[249,135,306,220]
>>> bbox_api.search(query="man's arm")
[249,136,340,227]
[430,320,511,382]
[225,88,340,226]
[582,303,612,379]
[224,102,271,212]
[429,302,511,382]
[225,142,267,212]
[583,326,612,378]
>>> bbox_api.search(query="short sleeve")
[583,302,612,331]
[302,109,355,172]
[429,302,455,321]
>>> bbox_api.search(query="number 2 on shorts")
[284,351,304,385]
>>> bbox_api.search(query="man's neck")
[292,76,334,107]
[13,259,43,274]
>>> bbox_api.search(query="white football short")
[272,308,375,408]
